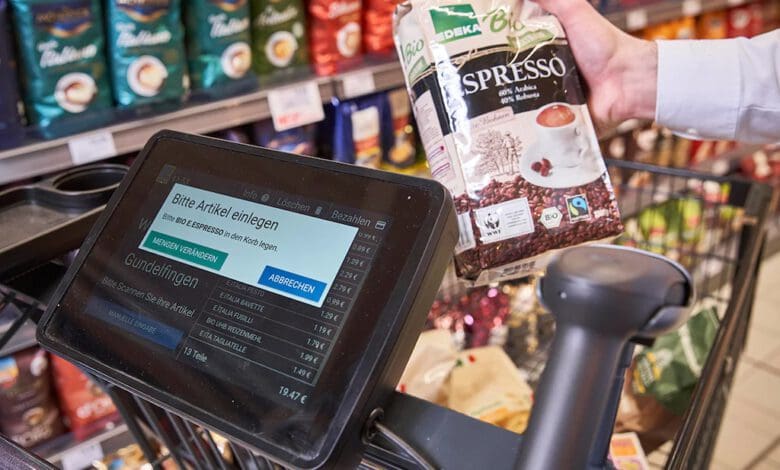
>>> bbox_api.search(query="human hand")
[534,0,658,131]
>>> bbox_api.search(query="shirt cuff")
[655,39,741,141]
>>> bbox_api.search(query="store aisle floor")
[711,253,780,470]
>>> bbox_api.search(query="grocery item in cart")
[394,0,623,283]
[50,354,117,439]
[8,0,112,128]
[0,0,24,145]
[250,0,308,77]
[185,0,252,89]
[309,0,362,75]
[363,0,402,54]
[632,306,719,415]
[251,119,316,155]
[106,0,188,107]
[0,348,64,448]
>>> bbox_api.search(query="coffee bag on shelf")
[309,0,362,76]
[250,0,308,78]
[185,0,253,89]
[9,0,112,128]
[106,0,188,107]
[394,0,623,283]
[0,0,24,146]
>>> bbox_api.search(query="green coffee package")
[250,0,308,77]
[185,0,252,89]
[9,0,112,128]
[106,0,187,107]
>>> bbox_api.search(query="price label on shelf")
[68,131,117,165]
[62,442,104,470]
[341,71,376,99]
[268,81,325,132]
[626,9,648,31]
[682,0,702,16]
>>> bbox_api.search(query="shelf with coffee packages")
[604,0,760,31]
[0,0,764,186]
[0,60,404,186]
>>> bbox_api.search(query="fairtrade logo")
[429,5,482,44]
[566,194,591,222]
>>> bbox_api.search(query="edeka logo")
[429,5,482,44]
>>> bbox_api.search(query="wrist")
[617,39,658,121]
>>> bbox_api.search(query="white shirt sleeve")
[655,31,780,144]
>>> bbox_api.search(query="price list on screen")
[174,202,389,404]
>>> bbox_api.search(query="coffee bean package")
[106,0,188,107]
[363,0,402,54]
[394,0,623,283]
[309,0,363,76]
[0,0,24,145]
[8,0,112,128]
[250,0,308,77]
[185,0,252,89]
[50,355,117,439]
[251,119,316,156]
[0,348,64,448]
[327,94,393,168]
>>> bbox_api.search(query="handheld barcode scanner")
[38,131,694,469]
[516,245,694,469]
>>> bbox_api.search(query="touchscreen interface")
[77,164,390,410]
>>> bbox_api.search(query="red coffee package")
[0,348,64,448]
[727,5,763,38]
[309,0,363,75]
[364,0,402,54]
[394,0,623,283]
[50,355,118,439]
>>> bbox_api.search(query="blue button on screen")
[258,266,327,303]
[86,297,183,350]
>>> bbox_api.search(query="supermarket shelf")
[35,422,133,468]
[0,59,405,186]
[606,0,757,32]
[0,0,761,185]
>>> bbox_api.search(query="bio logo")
[429,5,482,44]
[566,194,591,222]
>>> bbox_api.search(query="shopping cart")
[0,158,773,470]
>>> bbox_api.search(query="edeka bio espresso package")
[106,0,187,107]
[185,0,252,89]
[8,0,111,129]
[394,1,623,283]
[250,0,308,77]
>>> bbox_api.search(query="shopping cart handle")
[515,245,694,470]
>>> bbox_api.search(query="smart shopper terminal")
[38,131,695,469]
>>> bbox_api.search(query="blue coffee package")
[0,0,24,146]
[251,119,316,156]
[9,0,112,129]
[327,93,392,168]
[106,0,188,107]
